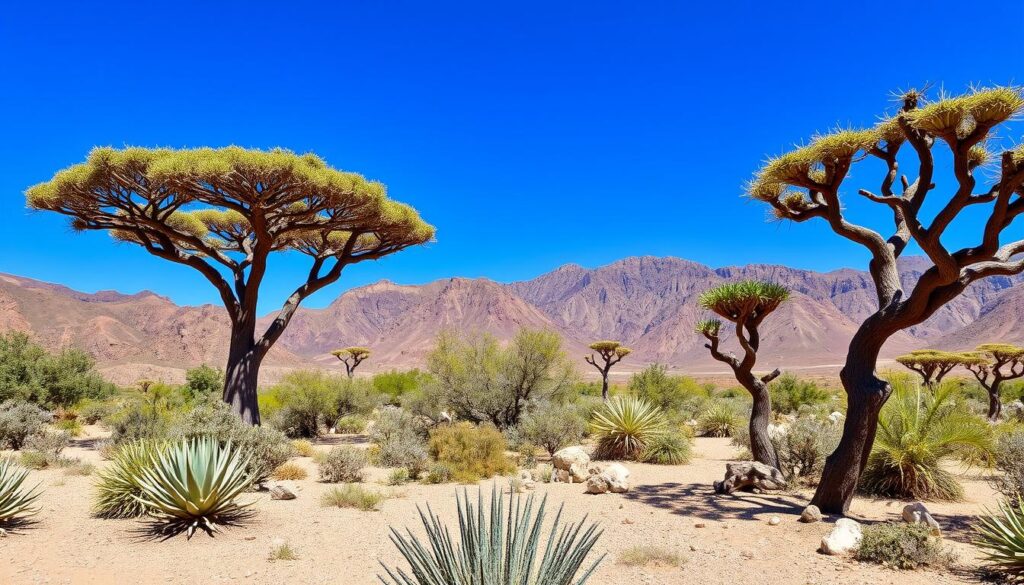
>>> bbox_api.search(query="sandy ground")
[0,428,1000,585]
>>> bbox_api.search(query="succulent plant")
[976,497,1024,575]
[133,437,254,537]
[590,396,666,460]
[0,458,41,528]
[380,486,603,585]
[93,439,163,519]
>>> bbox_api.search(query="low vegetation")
[427,423,513,482]
[318,447,367,483]
[855,523,953,569]
[0,459,41,525]
[975,497,1024,577]
[320,484,386,511]
[591,396,666,460]
[617,545,684,567]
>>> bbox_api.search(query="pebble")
[768,515,780,526]
[694,522,706,528]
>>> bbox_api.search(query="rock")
[553,446,589,471]
[515,470,536,491]
[554,469,571,483]
[768,516,780,526]
[269,482,297,500]
[602,463,630,493]
[799,505,822,523]
[713,462,786,494]
[695,522,706,528]
[828,411,844,424]
[819,518,862,555]
[902,502,941,536]
[585,474,610,494]
[587,463,605,476]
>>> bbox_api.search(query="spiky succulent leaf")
[590,396,667,460]
[93,440,164,519]
[976,497,1024,575]
[698,281,789,323]
[0,458,41,522]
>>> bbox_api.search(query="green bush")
[334,378,386,418]
[628,364,710,417]
[373,369,431,404]
[993,431,1024,499]
[319,447,367,483]
[855,523,952,569]
[641,430,693,465]
[519,403,587,456]
[591,396,667,460]
[321,484,386,511]
[369,406,429,475]
[422,462,455,484]
[695,402,741,438]
[860,379,993,500]
[335,414,368,434]
[75,398,117,425]
[182,365,223,400]
[0,400,52,449]
[386,468,411,485]
[261,370,338,438]
[769,374,831,414]
[428,423,514,483]
[23,429,70,460]
[773,412,842,483]
[380,488,603,585]
[0,332,116,407]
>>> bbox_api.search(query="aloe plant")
[0,458,41,527]
[133,437,254,537]
[380,487,604,585]
[976,497,1024,575]
[93,440,163,519]
[590,396,666,460]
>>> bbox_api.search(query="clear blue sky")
[1,1,1022,312]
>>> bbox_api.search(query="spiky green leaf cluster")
[894,349,987,369]
[379,487,604,585]
[698,281,789,323]
[133,437,255,537]
[976,497,1024,575]
[976,344,1024,361]
[590,396,667,460]
[0,458,41,523]
[905,87,1024,136]
[588,341,630,357]
[331,347,371,359]
[93,440,164,519]
[694,318,722,336]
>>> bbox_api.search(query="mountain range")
[1,256,1021,385]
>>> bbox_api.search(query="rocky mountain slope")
[1,255,1020,383]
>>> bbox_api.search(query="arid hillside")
[1,255,1021,383]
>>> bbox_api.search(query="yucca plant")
[0,458,41,528]
[590,396,666,460]
[93,439,163,519]
[975,497,1024,575]
[379,487,604,585]
[641,431,693,465]
[696,402,741,438]
[133,437,255,537]
[859,378,994,500]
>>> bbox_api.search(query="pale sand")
[0,428,999,584]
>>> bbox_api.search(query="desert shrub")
[428,423,514,482]
[335,414,368,434]
[860,379,993,500]
[261,370,340,438]
[695,402,741,438]
[516,442,538,468]
[335,378,386,419]
[976,497,1024,576]
[18,450,50,470]
[93,439,163,518]
[167,400,291,484]
[23,429,70,460]
[55,418,83,436]
[855,523,953,569]
[106,395,176,444]
[319,447,367,483]
[0,458,41,523]
[993,430,1024,499]
[320,484,385,511]
[271,462,308,481]
[181,365,223,400]
[591,396,666,460]
[0,400,52,449]
[628,364,710,417]
[370,406,429,475]
[373,369,431,404]
[534,463,554,483]
[773,414,842,483]
[133,437,254,537]
[380,488,603,585]
[75,398,117,425]
[0,332,116,407]
[291,439,315,458]
[641,430,693,465]
[519,403,587,456]
[269,542,299,561]
[617,545,683,567]
[769,374,831,414]
[386,468,410,485]
[424,329,577,429]
[423,462,455,484]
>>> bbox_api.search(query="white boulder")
[902,502,941,536]
[819,518,862,555]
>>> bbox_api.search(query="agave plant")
[859,378,993,500]
[133,437,255,537]
[380,487,604,585]
[93,439,163,519]
[590,396,666,460]
[976,497,1024,575]
[0,458,41,528]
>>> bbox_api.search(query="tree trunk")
[988,381,1003,421]
[810,333,890,515]
[747,381,779,470]
[223,317,262,425]
[601,373,609,402]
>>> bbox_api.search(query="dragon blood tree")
[894,349,981,389]
[27,147,433,425]
[331,346,371,378]
[695,281,789,469]
[748,86,1024,514]
[963,343,1024,421]
[585,341,631,401]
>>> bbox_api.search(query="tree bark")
[747,380,779,470]
[988,381,1003,421]
[223,315,262,426]
[600,374,609,402]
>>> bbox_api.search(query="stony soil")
[0,428,1000,584]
